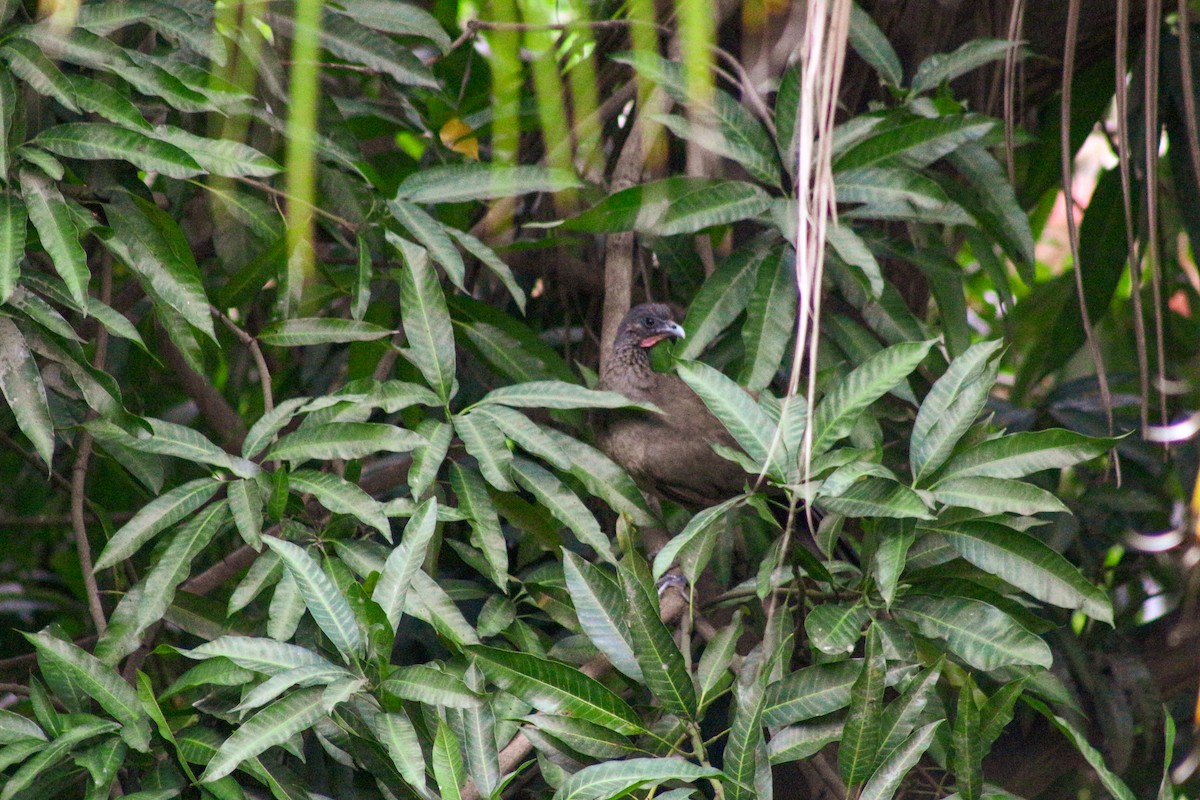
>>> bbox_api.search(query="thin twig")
[236,176,360,233]
[212,306,274,413]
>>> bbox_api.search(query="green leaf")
[563,177,772,236]
[840,624,885,786]
[467,645,645,736]
[395,163,582,204]
[388,200,466,289]
[184,636,340,675]
[150,124,279,177]
[1,39,79,113]
[911,339,1003,483]
[131,501,230,634]
[931,477,1068,515]
[893,596,1052,670]
[61,74,145,130]
[833,115,995,172]
[20,169,89,309]
[878,661,943,761]
[541,427,657,526]
[979,679,1027,748]
[450,463,508,587]
[227,478,264,548]
[200,680,359,783]
[526,714,639,760]
[723,657,768,800]
[619,556,697,720]
[510,458,614,563]
[762,661,862,726]
[372,498,438,629]
[432,718,466,800]
[24,632,151,753]
[552,757,720,800]
[811,340,934,455]
[911,39,1016,94]
[32,123,202,178]
[925,520,1112,622]
[391,232,456,402]
[653,495,746,584]
[92,417,256,477]
[263,538,364,660]
[103,196,216,340]
[241,397,309,459]
[476,380,658,412]
[873,521,915,607]
[837,166,970,223]
[1026,700,1138,800]
[373,711,429,794]
[677,360,777,468]
[445,227,526,311]
[0,194,26,304]
[562,551,641,680]
[937,429,1112,481]
[281,9,437,88]
[805,603,868,655]
[257,317,393,346]
[0,318,54,468]
[453,411,515,491]
[383,664,482,708]
[475,406,572,470]
[740,245,797,390]
[266,421,425,462]
[290,469,390,539]
[859,721,943,800]
[769,717,844,764]
[333,0,451,49]
[947,143,1035,273]
[952,680,983,800]
[0,709,45,744]
[93,478,221,570]
[848,2,903,86]
[0,720,118,800]
[680,240,774,359]
[818,478,934,519]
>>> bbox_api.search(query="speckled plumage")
[595,304,750,508]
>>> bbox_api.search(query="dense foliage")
[0,1,1197,799]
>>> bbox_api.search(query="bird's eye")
[642,316,655,326]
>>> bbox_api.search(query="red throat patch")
[639,334,670,348]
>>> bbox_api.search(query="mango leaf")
[0,193,26,304]
[740,245,797,390]
[848,2,903,86]
[562,551,641,680]
[432,717,466,800]
[258,318,392,346]
[811,340,934,456]
[894,596,1052,670]
[20,169,89,309]
[552,758,720,800]
[677,360,777,467]
[395,163,582,204]
[563,177,772,236]
[200,680,360,783]
[859,721,943,800]
[840,625,885,786]
[33,122,202,178]
[263,538,364,660]
[24,632,151,753]
[911,39,1017,95]
[680,240,774,359]
[388,199,466,289]
[93,477,221,571]
[763,661,862,726]
[510,458,614,564]
[924,520,1112,622]
[266,422,425,462]
[476,380,657,412]
[289,470,390,539]
[937,429,1112,482]
[931,477,1068,515]
[911,339,1003,483]
[467,645,644,736]
[619,555,697,720]
[372,498,438,630]
[952,679,983,800]
[0,318,54,468]
[390,232,456,402]
[833,115,995,172]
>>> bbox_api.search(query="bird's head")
[616,303,686,349]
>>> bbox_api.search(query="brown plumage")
[596,303,750,508]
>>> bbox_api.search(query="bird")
[595,303,752,509]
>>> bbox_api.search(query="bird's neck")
[604,339,659,394]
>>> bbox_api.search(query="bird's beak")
[666,321,685,339]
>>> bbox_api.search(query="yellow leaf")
[440,118,479,160]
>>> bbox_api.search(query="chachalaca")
[596,303,752,509]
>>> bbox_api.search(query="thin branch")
[212,306,275,413]
[235,176,360,233]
